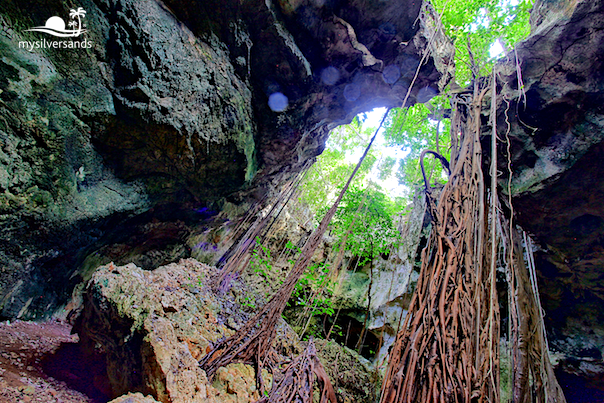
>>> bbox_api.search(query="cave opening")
[1,0,603,401]
[325,313,381,360]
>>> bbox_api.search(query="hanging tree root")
[199,263,303,386]
[212,166,308,292]
[381,82,500,403]
[202,13,443,392]
[497,70,566,403]
[381,72,567,403]
[419,149,451,191]
[501,221,567,403]
[256,339,337,403]
[200,111,391,398]
[201,176,358,388]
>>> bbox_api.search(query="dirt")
[0,319,109,403]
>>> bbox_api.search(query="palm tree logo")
[25,7,87,37]
[69,7,86,36]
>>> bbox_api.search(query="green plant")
[250,236,272,278]
[284,240,300,253]
[379,1,534,201]
[288,261,338,339]
[241,295,257,310]
[433,0,533,86]
[298,116,381,214]
[285,240,301,267]
[331,323,344,338]
[383,96,452,199]
[329,185,402,259]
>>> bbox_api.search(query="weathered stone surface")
[492,0,604,381]
[497,0,604,197]
[74,258,304,402]
[314,338,376,403]
[93,0,257,199]
[0,0,452,320]
[109,392,160,403]
[212,363,263,403]
[74,259,227,401]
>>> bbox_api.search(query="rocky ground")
[0,258,376,403]
[0,317,264,403]
[0,319,101,403]
[0,259,602,403]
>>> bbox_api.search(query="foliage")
[433,0,534,85]
[328,185,401,260]
[384,96,452,195]
[288,261,336,318]
[376,0,533,200]
[299,116,380,213]
[249,237,335,338]
[250,236,272,278]
[241,295,257,310]
[377,156,397,180]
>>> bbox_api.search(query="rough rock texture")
[109,393,160,403]
[0,319,101,403]
[73,258,377,402]
[74,259,227,402]
[313,338,376,403]
[0,0,151,319]
[73,258,288,402]
[493,0,604,382]
[0,0,453,320]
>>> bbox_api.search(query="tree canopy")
[298,0,534,213]
[433,0,534,85]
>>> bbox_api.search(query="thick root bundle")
[381,85,500,403]
[256,339,337,403]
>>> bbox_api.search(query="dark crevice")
[41,340,112,403]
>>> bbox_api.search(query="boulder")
[74,258,302,402]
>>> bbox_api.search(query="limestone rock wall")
[75,258,375,403]
[493,0,604,382]
[0,0,452,319]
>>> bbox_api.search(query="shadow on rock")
[42,339,112,403]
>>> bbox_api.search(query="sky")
[329,0,525,199]
[338,107,410,198]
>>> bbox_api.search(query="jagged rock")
[109,392,160,403]
[548,314,604,379]
[0,0,452,319]
[212,363,264,402]
[74,258,305,402]
[74,259,228,402]
[313,338,376,403]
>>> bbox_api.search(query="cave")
[1,0,604,402]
